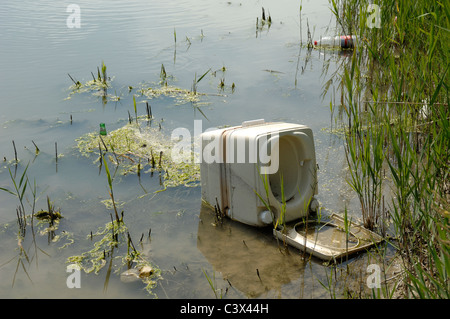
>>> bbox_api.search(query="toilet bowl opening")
[268,135,300,202]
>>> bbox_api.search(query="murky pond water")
[0,0,384,298]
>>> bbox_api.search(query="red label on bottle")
[340,35,353,49]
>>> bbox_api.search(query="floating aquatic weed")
[65,76,115,99]
[67,219,126,274]
[139,66,229,107]
[66,218,161,296]
[66,62,225,109]
[100,199,126,211]
[76,119,200,189]
[138,78,215,107]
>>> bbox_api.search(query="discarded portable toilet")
[200,119,318,227]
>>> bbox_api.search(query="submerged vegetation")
[66,216,161,295]
[67,156,161,295]
[328,0,449,298]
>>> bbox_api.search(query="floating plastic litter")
[200,119,318,227]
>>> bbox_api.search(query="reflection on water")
[0,0,370,298]
[198,203,307,298]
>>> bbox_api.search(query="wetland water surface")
[0,0,373,298]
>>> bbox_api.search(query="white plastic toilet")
[200,119,318,227]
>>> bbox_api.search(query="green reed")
[102,154,120,223]
[328,0,449,298]
[202,268,224,299]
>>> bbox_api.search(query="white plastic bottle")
[314,35,357,49]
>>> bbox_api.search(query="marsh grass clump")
[66,62,120,103]
[256,7,272,34]
[328,0,450,298]
[34,196,62,224]
[67,62,223,109]
[0,167,74,286]
[160,63,168,86]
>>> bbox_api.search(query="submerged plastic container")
[200,119,318,227]
[314,35,357,49]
